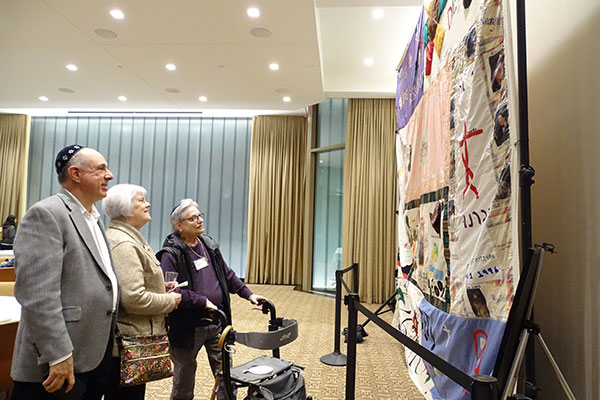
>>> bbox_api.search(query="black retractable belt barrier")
[344,293,498,400]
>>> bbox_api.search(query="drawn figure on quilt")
[392,281,436,400]
[459,123,484,199]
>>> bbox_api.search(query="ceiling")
[0,0,422,117]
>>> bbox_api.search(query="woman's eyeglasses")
[183,213,204,223]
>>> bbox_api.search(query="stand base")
[320,351,347,366]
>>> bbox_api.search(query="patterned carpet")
[145,284,423,399]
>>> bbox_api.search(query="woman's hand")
[249,294,268,305]
[165,281,178,292]
[170,292,182,308]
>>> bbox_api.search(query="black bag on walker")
[244,366,306,400]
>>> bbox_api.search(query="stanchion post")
[334,269,343,354]
[471,375,498,400]
[320,269,347,366]
[345,293,359,400]
[352,262,359,293]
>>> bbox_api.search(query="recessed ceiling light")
[364,57,374,66]
[118,96,127,102]
[38,96,49,102]
[250,27,272,38]
[282,96,291,103]
[269,63,279,71]
[110,9,125,19]
[247,8,260,18]
[199,96,208,102]
[65,64,78,71]
[372,9,384,19]
[165,63,176,71]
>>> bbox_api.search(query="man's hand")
[42,356,74,393]
[249,294,268,305]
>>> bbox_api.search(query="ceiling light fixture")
[165,63,177,71]
[118,96,127,102]
[38,96,49,102]
[282,96,291,102]
[110,9,125,19]
[372,9,384,19]
[269,63,279,71]
[364,57,374,66]
[65,64,78,71]
[247,8,260,18]
[199,96,208,102]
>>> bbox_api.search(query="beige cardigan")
[106,220,176,340]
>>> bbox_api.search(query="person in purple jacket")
[157,198,266,400]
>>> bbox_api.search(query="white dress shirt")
[50,190,118,366]
[63,189,118,311]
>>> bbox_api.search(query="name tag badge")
[194,257,209,270]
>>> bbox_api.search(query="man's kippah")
[55,144,84,174]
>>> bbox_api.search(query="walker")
[210,301,312,400]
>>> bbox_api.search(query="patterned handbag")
[119,334,174,386]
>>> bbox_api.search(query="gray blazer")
[11,188,117,382]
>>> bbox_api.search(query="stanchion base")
[320,351,347,366]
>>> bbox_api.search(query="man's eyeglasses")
[182,213,204,223]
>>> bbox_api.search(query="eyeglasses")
[182,213,204,223]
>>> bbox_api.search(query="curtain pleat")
[0,114,30,223]
[246,116,307,285]
[342,99,397,303]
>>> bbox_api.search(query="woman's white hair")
[170,198,199,230]
[102,184,147,220]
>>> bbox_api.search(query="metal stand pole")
[515,0,537,394]
[344,293,359,400]
[502,328,531,399]
[320,269,347,366]
[360,291,395,329]
[536,334,576,400]
[501,325,576,400]
[472,375,498,400]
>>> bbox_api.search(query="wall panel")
[27,116,252,276]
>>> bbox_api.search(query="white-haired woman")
[157,198,266,400]
[102,184,181,400]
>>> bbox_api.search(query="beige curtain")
[246,116,307,285]
[342,99,397,303]
[0,114,31,224]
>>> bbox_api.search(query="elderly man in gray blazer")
[11,145,118,400]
